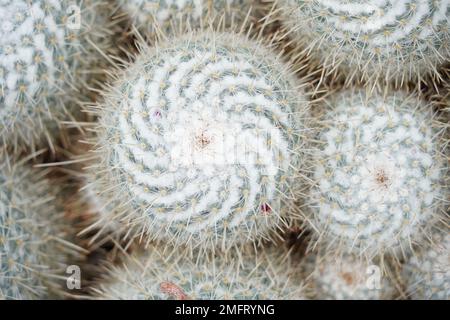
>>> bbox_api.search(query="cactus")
[275,0,450,86]
[0,151,79,299]
[82,30,310,251]
[0,0,112,151]
[95,245,305,299]
[116,0,256,37]
[403,232,449,299]
[303,253,397,300]
[307,89,447,259]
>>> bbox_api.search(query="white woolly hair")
[304,88,449,260]
[77,27,313,253]
[93,244,306,300]
[0,149,81,299]
[272,0,450,88]
[0,0,113,152]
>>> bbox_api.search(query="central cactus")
[83,31,309,251]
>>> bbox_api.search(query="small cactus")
[307,89,447,258]
[303,253,397,300]
[82,30,310,251]
[95,246,305,299]
[117,0,256,37]
[275,0,450,86]
[0,0,112,151]
[403,232,449,300]
[0,151,79,299]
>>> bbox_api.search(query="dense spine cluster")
[0,0,111,150]
[84,31,309,251]
[308,90,447,258]
[117,0,255,36]
[0,151,77,299]
[96,246,305,300]
[276,0,450,85]
[403,233,449,299]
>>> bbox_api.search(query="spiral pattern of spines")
[403,232,449,300]
[0,0,112,151]
[85,30,309,251]
[0,151,78,299]
[308,89,447,258]
[275,0,450,85]
[95,245,305,300]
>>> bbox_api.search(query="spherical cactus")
[303,253,397,300]
[83,30,310,251]
[0,0,112,151]
[308,89,447,258]
[403,232,449,300]
[275,0,450,86]
[95,245,305,299]
[0,151,79,299]
[117,0,256,37]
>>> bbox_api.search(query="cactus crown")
[276,0,450,85]
[0,0,110,150]
[0,152,75,299]
[308,90,447,258]
[84,30,310,251]
[96,246,305,300]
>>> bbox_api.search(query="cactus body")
[276,0,450,85]
[96,246,305,300]
[404,233,449,299]
[308,90,447,258]
[0,0,111,150]
[84,30,309,251]
[0,152,77,299]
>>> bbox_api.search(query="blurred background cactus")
[0,0,112,152]
[302,252,398,300]
[403,232,449,299]
[95,245,305,300]
[0,150,81,299]
[115,0,258,38]
[274,0,450,86]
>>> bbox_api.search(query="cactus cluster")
[308,90,447,258]
[276,0,450,85]
[96,246,305,300]
[0,0,111,150]
[0,151,77,299]
[83,30,309,251]
[403,232,449,299]
[0,0,448,302]
[117,0,255,37]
